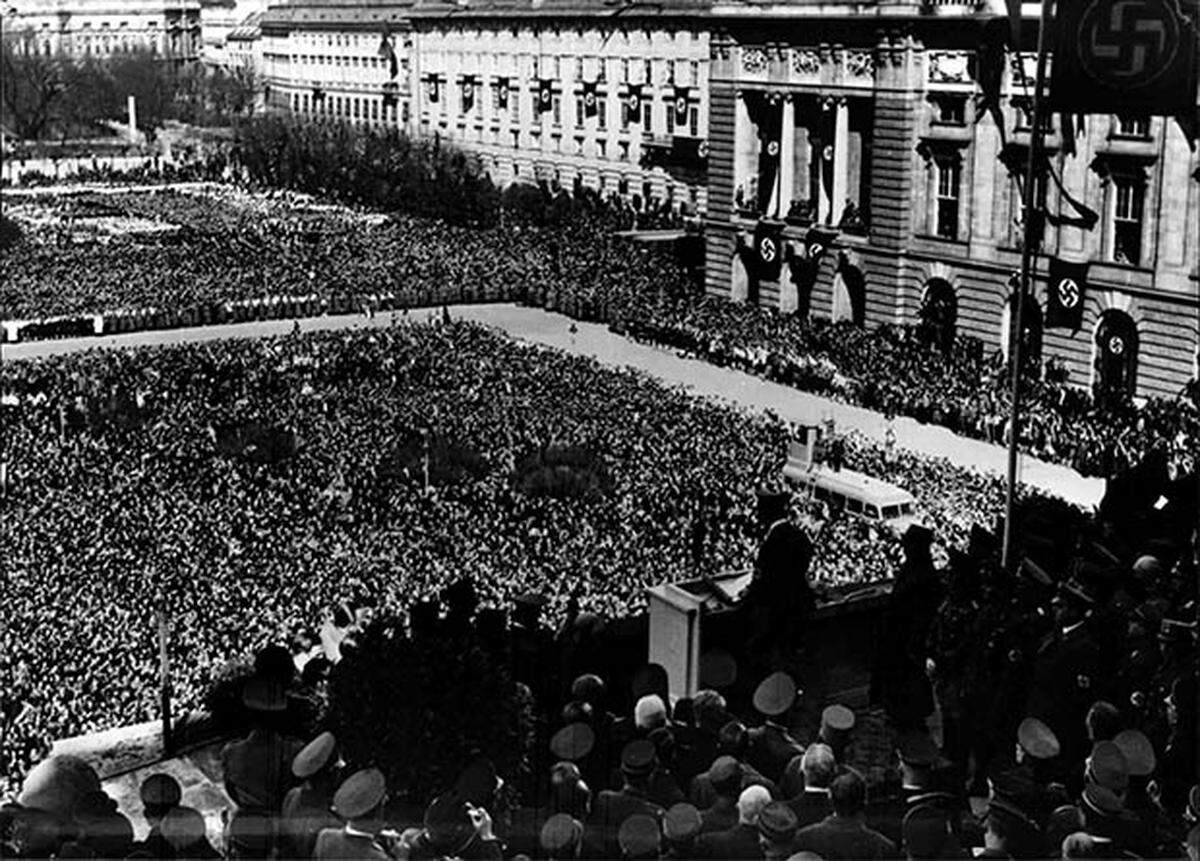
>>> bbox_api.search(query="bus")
[781,440,919,533]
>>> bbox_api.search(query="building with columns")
[405,0,710,208]
[0,0,201,61]
[703,4,1200,401]
[259,0,413,130]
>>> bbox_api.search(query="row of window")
[930,96,1152,138]
[291,54,393,71]
[423,55,701,87]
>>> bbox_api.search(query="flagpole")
[1001,0,1053,571]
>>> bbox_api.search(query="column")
[776,95,795,219]
[831,97,849,225]
[734,93,755,211]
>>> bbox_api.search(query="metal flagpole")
[157,606,173,754]
[1001,0,1054,571]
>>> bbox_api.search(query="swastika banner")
[1048,0,1200,115]
[1046,258,1088,330]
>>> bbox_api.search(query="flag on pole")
[1047,0,1200,116]
[1045,258,1088,330]
[377,27,399,79]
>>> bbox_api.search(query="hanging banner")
[753,220,784,282]
[582,80,599,117]
[1045,259,1088,330]
[537,79,554,113]
[626,83,643,118]
[496,77,510,109]
[673,86,690,126]
[756,95,782,216]
[426,75,440,103]
[460,76,476,113]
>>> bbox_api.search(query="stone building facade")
[1,0,201,61]
[702,4,1200,401]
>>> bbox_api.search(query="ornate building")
[200,0,267,67]
[406,0,710,208]
[1,0,201,62]
[260,0,413,130]
[703,3,1200,401]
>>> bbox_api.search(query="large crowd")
[2,185,1196,483]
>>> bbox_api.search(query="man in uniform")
[746,672,805,786]
[586,740,665,859]
[987,717,1066,829]
[279,731,342,859]
[865,731,945,848]
[314,768,391,860]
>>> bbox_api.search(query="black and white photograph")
[0,0,1197,857]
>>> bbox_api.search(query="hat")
[1058,578,1097,607]
[896,731,939,768]
[159,806,208,851]
[1132,555,1162,577]
[708,756,741,791]
[617,814,660,859]
[820,705,856,738]
[699,649,738,689]
[570,674,606,705]
[903,806,953,860]
[631,664,668,702]
[753,671,797,717]
[1081,785,1125,839]
[454,757,500,806]
[1112,730,1155,777]
[620,740,657,777]
[987,797,1038,833]
[635,695,668,730]
[18,756,102,819]
[138,773,181,812]
[550,723,595,762]
[292,731,337,779]
[540,813,583,855]
[663,803,702,842]
[332,768,386,820]
[1017,717,1060,760]
[1087,741,1129,793]
[241,676,287,713]
[423,793,475,856]
[757,801,799,843]
[903,524,934,548]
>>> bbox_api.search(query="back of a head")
[829,771,866,817]
[737,785,772,825]
[693,690,728,733]
[635,695,667,732]
[1061,831,1105,859]
[801,744,836,790]
[719,720,749,758]
[1085,701,1122,742]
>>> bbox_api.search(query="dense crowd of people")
[2,184,1196,484]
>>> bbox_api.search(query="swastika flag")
[1045,258,1088,330]
[753,220,784,282]
[1047,0,1200,116]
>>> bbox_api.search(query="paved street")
[2,303,1106,508]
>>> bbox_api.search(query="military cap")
[708,756,741,789]
[1058,577,1097,607]
[423,793,475,855]
[1112,730,1156,777]
[1132,555,1162,577]
[1081,785,1125,840]
[332,768,386,820]
[292,731,337,779]
[454,757,500,807]
[896,731,939,768]
[820,705,856,738]
[902,805,953,860]
[1086,741,1130,793]
[550,722,595,762]
[617,813,660,859]
[18,755,102,819]
[620,740,657,777]
[1017,717,1060,760]
[758,801,800,843]
[902,524,934,548]
[631,664,669,702]
[570,674,606,704]
[753,671,798,717]
[241,675,287,713]
[139,773,182,811]
[986,797,1038,832]
[699,649,738,689]
[159,806,208,851]
[663,803,702,842]
[540,813,583,855]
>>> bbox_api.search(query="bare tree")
[1,31,70,140]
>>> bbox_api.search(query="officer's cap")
[620,740,657,777]
[292,731,337,779]
[1086,741,1129,793]
[617,814,660,859]
[540,813,583,855]
[896,731,939,767]
[1112,730,1155,777]
[758,801,799,842]
[332,768,386,820]
[1017,717,1060,760]
[753,671,798,717]
[550,722,595,762]
[663,803,702,842]
[699,649,738,689]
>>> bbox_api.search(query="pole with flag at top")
[1000,0,1053,571]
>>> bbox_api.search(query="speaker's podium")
[645,569,753,704]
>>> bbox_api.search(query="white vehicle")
[781,440,920,532]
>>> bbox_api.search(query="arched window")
[831,253,866,325]
[1094,309,1138,404]
[918,278,957,352]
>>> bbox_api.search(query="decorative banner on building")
[537,79,554,113]
[461,76,476,113]
[1045,258,1088,330]
[804,226,837,264]
[788,226,837,313]
[426,75,440,103]
[756,95,783,216]
[312,86,325,102]
[377,27,399,79]
[626,83,643,117]
[582,80,598,117]
[1047,0,1200,116]
[673,86,690,126]
[496,77,510,109]
[670,136,708,166]
[753,220,784,282]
